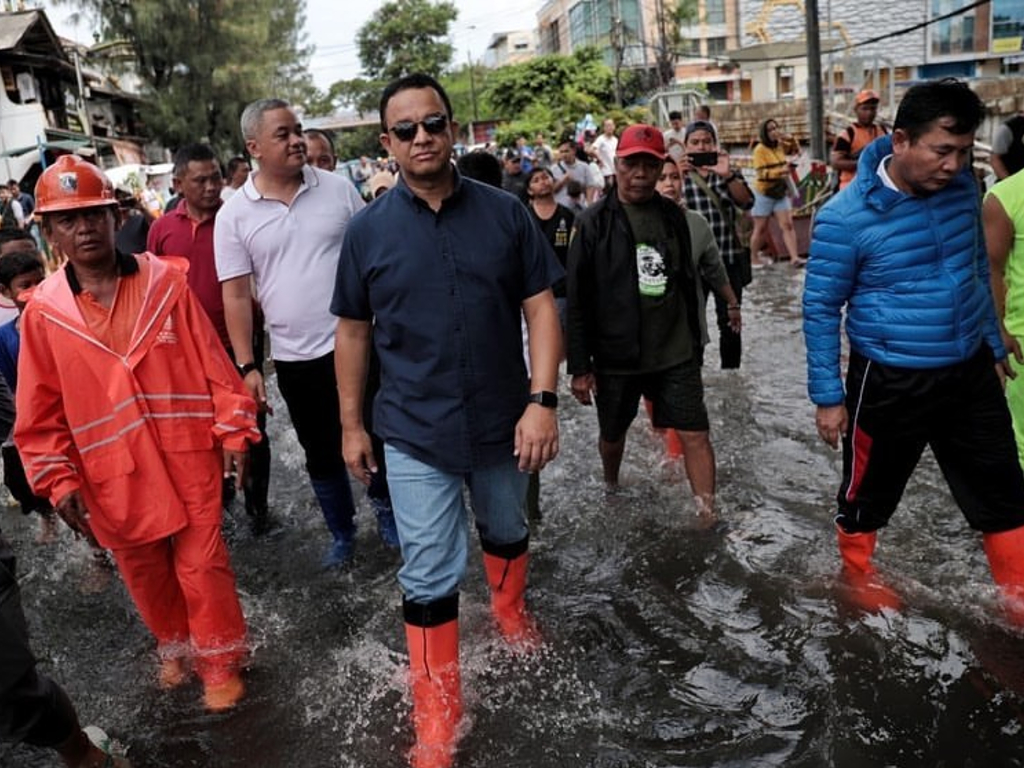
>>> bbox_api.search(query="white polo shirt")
[214,165,365,361]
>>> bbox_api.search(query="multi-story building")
[538,0,656,69]
[0,8,148,188]
[533,0,1023,102]
[484,29,539,67]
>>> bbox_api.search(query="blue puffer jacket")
[803,135,1004,406]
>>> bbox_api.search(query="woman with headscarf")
[750,118,803,266]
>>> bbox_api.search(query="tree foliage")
[58,0,313,154]
[334,125,385,161]
[320,0,458,117]
[357,0,458,83]
[484,48,616,127]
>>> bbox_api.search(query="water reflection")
[4,266,1024,767]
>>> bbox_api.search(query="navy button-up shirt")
[332,171,563,473]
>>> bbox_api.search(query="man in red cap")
[15,154,259,712]
[830,89,889,190]
[566,125,718,522]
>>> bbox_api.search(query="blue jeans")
[384,445,529,604]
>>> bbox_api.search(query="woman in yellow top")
[750,118,804,266]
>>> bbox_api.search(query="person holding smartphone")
[678,120,754,369]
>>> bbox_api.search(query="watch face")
[531,391,558,408]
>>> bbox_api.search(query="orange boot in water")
[482,540,540,650]
[836,525,902,613]
[663,428,685,460]
[202,668,245,712]
[644,399,684,461]
[405,599,462,768]
[983,526,1024,625]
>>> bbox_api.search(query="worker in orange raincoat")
[14,155,261,712]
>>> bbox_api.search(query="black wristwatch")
[237,361,260,377]
[528,390,558,409]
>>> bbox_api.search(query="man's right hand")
[242,369,272,414]
[55,490,99,547]
[570,373,596,406]
[342,428,378,487]
[816,404,848,449]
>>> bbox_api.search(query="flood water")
[4,265,1024,767]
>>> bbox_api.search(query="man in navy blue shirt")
[332,73,562,768]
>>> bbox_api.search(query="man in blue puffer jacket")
[804,78,1024,618]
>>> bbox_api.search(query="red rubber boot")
[836,525,902,613]
[983,526,1024,625]
[482,550,541,650]
[663,429,685,460]
[405,618,461,768]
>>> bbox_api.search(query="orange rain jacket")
[14,254,260,549]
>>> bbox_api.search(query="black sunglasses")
[388,113,448,142]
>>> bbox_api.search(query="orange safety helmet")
[34,155,118,214]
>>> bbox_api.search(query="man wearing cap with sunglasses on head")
[332,73,563,768]
[566,125,717,521]
[831,89,889,191]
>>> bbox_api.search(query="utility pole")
[467,26,479,144]
[467,50,478,121]
[805,0,826,161]
[654,0,670,87]
[610,0,624,106]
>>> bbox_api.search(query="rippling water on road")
[5,265,1024,767]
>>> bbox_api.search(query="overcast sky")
[40,0,541,90]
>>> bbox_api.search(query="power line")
[691,0,993,65]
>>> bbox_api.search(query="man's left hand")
[711,152,732,178]
[514,405,559,473]
[223,447,249,491]
[997,357,1016,387]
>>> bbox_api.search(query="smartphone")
[688,151,718,167]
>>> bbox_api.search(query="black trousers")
[837,348,1024,534]
[227,331,270,515]
[274,352,346,481]
[0,535,77,749]
[707,254,747,370]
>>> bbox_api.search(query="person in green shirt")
[986,168,1024,467]
[567,125,719,523]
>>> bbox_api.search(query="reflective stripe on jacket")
[14,254,259,548]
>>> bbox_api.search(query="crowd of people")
[1,73,1024,768]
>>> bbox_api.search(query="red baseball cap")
[855,89,880,105]
[616,124,667,160]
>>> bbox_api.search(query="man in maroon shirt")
[147,143,273,534]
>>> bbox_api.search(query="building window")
[706,36,727,57]
[568,0,644,66]
[992,0,1024,54]
[679,37,701,57]
[776,65,794,98]
[705,0,726,25]
[543,20,561,54]
[930,0,977,56]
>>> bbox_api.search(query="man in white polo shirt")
[215,97,398,567]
